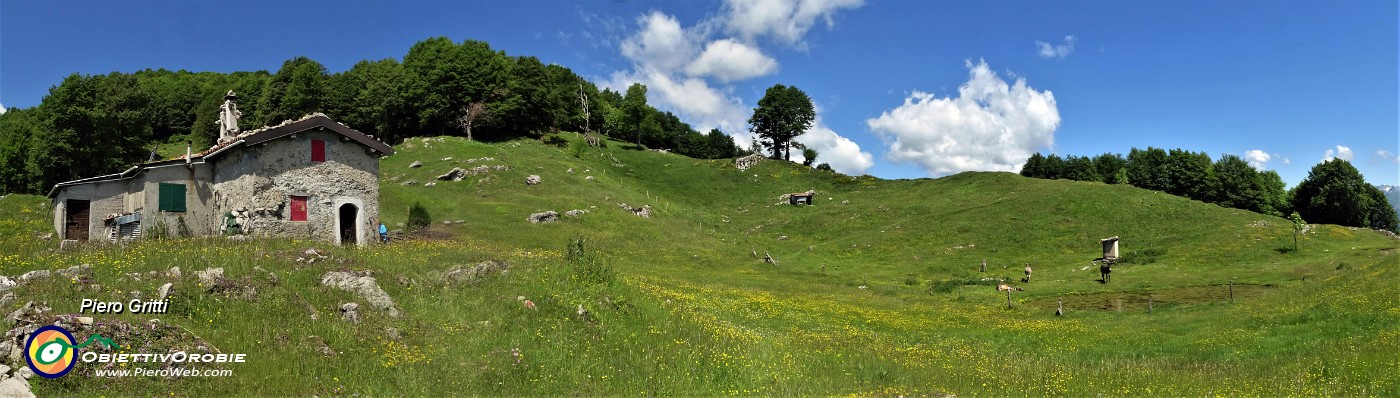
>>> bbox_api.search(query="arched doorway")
[338,203,358,245]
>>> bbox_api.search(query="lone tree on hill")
[749,84,814,161]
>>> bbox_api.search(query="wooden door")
[65,199,90,241]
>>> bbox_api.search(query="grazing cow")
[1023,263,1033,283]
[1100,261,1112,283]
[996,283,1023,292]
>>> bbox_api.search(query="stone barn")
[49,93,393,246]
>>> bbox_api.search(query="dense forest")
[1021,148,1398,233]
[0,37,741,195]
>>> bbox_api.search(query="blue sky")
[2,0,1396,186]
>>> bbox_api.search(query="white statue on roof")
[217,90,242,144]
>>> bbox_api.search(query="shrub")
[407,202,431,232]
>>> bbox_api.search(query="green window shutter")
[159,183,187,212]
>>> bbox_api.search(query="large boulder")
[525,175,542,185]
[438,168,467,181]
[320,272,401,318]
[528,211,559,224]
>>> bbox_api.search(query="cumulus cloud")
[1244,149,1272,170]
[0,102,6,115]
[601,2,867,163]
[1323,145,1354,162]
[722,0,865,47]
[620,11,699,71]
[1036,35,1077,59]
[1376,149,1400,164]
[686,39,779,82]
[794,121,874,175]
[866,59,1060,177]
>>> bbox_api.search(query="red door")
[290,196,308,221]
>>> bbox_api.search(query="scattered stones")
[525,175,542,185]
[566,168,574,173]
[195,268,224,286]
[6,301,49,324]
[585,176,595,181]
[528,211,559,224]
[401,180,418,186]
[438,168,467,181]
[841,200,850,205]
[442,260,510,285]
[340,303,359,323]
[158,283,174,301]
[409,160,423,168]
[763,251,777,265]
[15,270,49,284]
[320,271,402,318]
[55,264,91,278]
[35,233,52,241]
[564,209,588,217]
[735,153,762,170]
[425,182,437,187]
[0,277,14,293]
[168,267,182,278]
[384,327,401,341]
[778,235,789,240]
[618,203,653,218]
[75,316,93,326]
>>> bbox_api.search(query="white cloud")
[685,39,779,82]
[1036,35,1077,59]
[794,121,874,175]
[619,11,699,71]
[722,0,865,47]
[1323,145,1354,162]
[866,59,1060,177]
[600,2,863,157]
[1244,149,1271,170]
[0,102,6,115]
[1376,149,1400,164]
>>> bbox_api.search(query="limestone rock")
[442,260,510,284]
[0,377,32,398]
[16,270,49,284]
[401,180,418,186]
[168,267,182,278]
[340,303,359,323]
[528,211,559,224]
[564,209,588,217]
[438,168,467,181]
[525,175,542,185]
[56,264,91,278]
[0,277,14,293]
[195,268,224,286]
[409,161,423,168]
[158,283,174,301]
[321,272,401,318]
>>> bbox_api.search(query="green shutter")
[158,183,187,212]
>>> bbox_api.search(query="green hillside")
[2,134,1396,396]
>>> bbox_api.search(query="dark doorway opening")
[66,199,91,241]
[339,203,358,245]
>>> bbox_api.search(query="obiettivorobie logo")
[24,325,120,379]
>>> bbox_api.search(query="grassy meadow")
[1,134,1397,396]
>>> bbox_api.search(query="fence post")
[1148,294,1154,313]
[1006,288,1013,309]
[1229,279,1234,303]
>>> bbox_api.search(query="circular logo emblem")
[25,325,78,379]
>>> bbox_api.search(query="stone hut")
[48,95,393,246]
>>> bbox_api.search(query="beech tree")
[749,84,814,162]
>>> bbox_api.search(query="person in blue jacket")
[378,220,389,243]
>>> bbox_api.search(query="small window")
[158,183,186,212]
[311,140,326,162]
[290,196,308,221]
